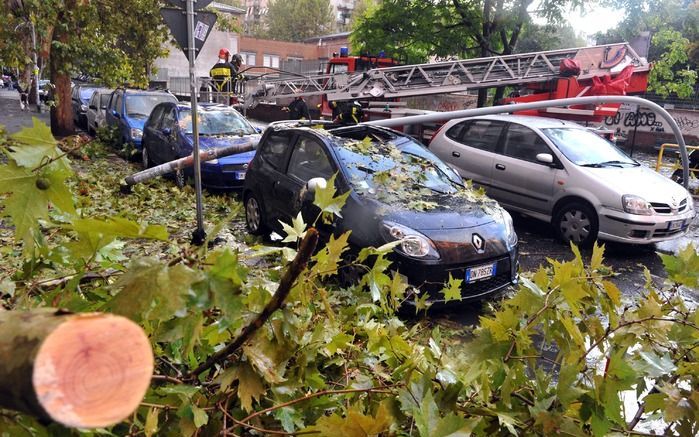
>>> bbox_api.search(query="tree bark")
[49,7,74,136]
[0,308,153,428]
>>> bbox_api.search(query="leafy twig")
[187,228,319,378]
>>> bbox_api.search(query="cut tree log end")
[31,313,153,428]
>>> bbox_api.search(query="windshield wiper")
[597,160,638,167]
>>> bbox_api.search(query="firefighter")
[209,48,236,104]
[284,96,311,120]
[335,100,364,125]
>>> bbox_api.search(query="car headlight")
[380,221,440,260]
[687,194,695,211]
[80,104,87,112]
[130,128,143,140]
[622,194,653,215]
[501,210,517,247]
[206,158,218,164]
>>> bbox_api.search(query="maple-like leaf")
[311,231,351,279]
[279,212,307,243]
[8,118,64,169]
[108,258,201,322]
[0,161,75,251]
[303,403,393,437]
[233,363,266,412]
[440,273,463,302]
[313,173,350,219]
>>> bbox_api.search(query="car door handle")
[495,163,506,170]
[452,151,460,157]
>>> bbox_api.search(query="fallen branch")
[188,228,319,378]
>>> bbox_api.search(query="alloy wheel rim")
[246,198,260,231]
[560,209,590,243]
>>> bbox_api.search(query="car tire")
[174,169,186,188]
[245,192,268,235]
[142,147,151,169]
[553,201,598,247]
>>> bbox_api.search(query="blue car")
[142,102,261,189]
[105,88,178,150]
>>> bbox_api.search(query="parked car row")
[72,89,695,304]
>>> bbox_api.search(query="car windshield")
[335,137,463,196]
[542,127,638,167]
[125,94,177,118]
[80,88,96,102]
[177,109,256,135]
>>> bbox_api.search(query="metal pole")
[630,105,639,157]
[187,0,206,245]
[30,21,40,113]
[366,95,691,190]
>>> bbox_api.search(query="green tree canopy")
[1,0,170,135]
[596,0,698,98]
[262,0,334,42]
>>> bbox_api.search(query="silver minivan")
[86,88,113,135]
[429,114,695,246]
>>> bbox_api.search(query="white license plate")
[465,262,496,283]
[236,171,246,180]
[668,219,684,230]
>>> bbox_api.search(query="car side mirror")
[111,110,120,118]
[307,177,327,193]
[255,127,262,133]
[162,127,172,135]
[536,153,554,164]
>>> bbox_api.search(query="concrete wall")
[600,105,699,150]
[154,31,240,79]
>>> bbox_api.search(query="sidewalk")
[0,89,51,134]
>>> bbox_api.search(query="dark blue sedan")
[142,103,261,189]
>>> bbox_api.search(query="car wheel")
[245,193,268,235]
[142,147,151,169]
[553,201,598,247]
[174,169,186,188]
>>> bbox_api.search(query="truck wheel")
[553,201,598,247]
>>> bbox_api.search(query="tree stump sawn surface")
[0,308,153,428]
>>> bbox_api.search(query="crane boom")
[245,43,649,105]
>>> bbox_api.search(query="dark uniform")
[335,101,364,125]
[287,97,311,120]
[209,59,237,102]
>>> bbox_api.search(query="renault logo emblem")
[472,233,485,252]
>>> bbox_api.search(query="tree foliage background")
[595,0,698,98]
[253,0,334,41]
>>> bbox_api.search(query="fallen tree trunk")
[0,308,153,428]
[123,141,255,186]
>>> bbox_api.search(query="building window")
[241,52,256,66]
[287,56,304,63]
[263,54,280,69]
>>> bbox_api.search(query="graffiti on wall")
[604,107,699,137]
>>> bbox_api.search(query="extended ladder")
[246,43,649,104]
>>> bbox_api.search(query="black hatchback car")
[244,123,519,302]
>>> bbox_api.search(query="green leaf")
[659,243,699,287]
[440,273,462,302]
[144,407,159,437]
[191,405,208,428]
[637,351,677,378]
[279,212,307,243]
[243,334,288,383]
[303,403,393,437]
[235,363,266,412]
[311,231,350,279]
[9,118,60,168]
[108,258,201,322]
[313,173,350,219]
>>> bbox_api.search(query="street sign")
[165,0,214,10]
[160,7,217,60]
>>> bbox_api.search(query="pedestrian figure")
[334,100,364,125]
[284,96,311,120]
[17,81,29,111]
[209,48,236,104]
